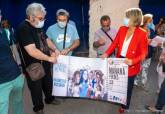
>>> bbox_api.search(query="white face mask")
[34,20,45,28]
[58,21,67,28]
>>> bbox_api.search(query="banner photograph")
[52,55,128,105]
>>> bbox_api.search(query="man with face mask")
[46,9,80,56]
[93,15,117,57]
[16,3,60,114]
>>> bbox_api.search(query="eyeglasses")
[34,16,45,21]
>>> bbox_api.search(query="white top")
[121,35,133,57]
[72,85,80,97]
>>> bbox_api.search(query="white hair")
[26,3,46,17]
[144,14,153,18]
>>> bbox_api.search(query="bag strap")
[63,24,68,49]
[17,44,27,67]
[101,28,113,42]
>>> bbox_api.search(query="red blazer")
[105,26,148,77]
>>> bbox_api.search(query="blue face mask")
[58,21,67,28]
[147,22,155,31]
[123,18,129,27]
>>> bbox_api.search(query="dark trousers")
[155,78,165,110]
[25,62,54,112]
[122,76,136,109]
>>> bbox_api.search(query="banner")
[52,55,128,105]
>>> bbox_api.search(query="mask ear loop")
[26,15,35,23]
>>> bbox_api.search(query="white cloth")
[121,35,133,57]
[72,85,80,97]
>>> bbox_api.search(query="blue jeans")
[0,74,24,114]
[155,78,165,110]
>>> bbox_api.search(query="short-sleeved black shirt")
[16,21,49,68]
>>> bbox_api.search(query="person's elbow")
[75,39,80,47]
[29,49,38,58]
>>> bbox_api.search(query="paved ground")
[10,60,165,114]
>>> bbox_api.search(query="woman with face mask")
[101,8,148,113]
[134,14,155,89]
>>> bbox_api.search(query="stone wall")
[89,0,139,57]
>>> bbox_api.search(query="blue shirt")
[79,82,88,97]
[46,23,79,56]
[0,28,21,84]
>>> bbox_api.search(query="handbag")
[25,62,45,81]
[19,43,45,81]
[18,31,46,81]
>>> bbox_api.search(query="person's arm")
[101,27,121,58]
[46,27,60,55]
[61,25,80,55]
[24,44,56,63]
[61,39,80,55]
[69,39,80,51]
[46,38,60,56]
[46,27,61,56]
[46,38,56,51]
[93,31,105,48]
[93,38,105,48]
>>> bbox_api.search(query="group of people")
[68,69,105,100]
[0,2,80,114]
[94,8,165,114]
[0,2,165,114]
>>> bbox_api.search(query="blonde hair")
[125,8,143,27]
[142,14,153,26]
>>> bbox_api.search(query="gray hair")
[26,3,46,17]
